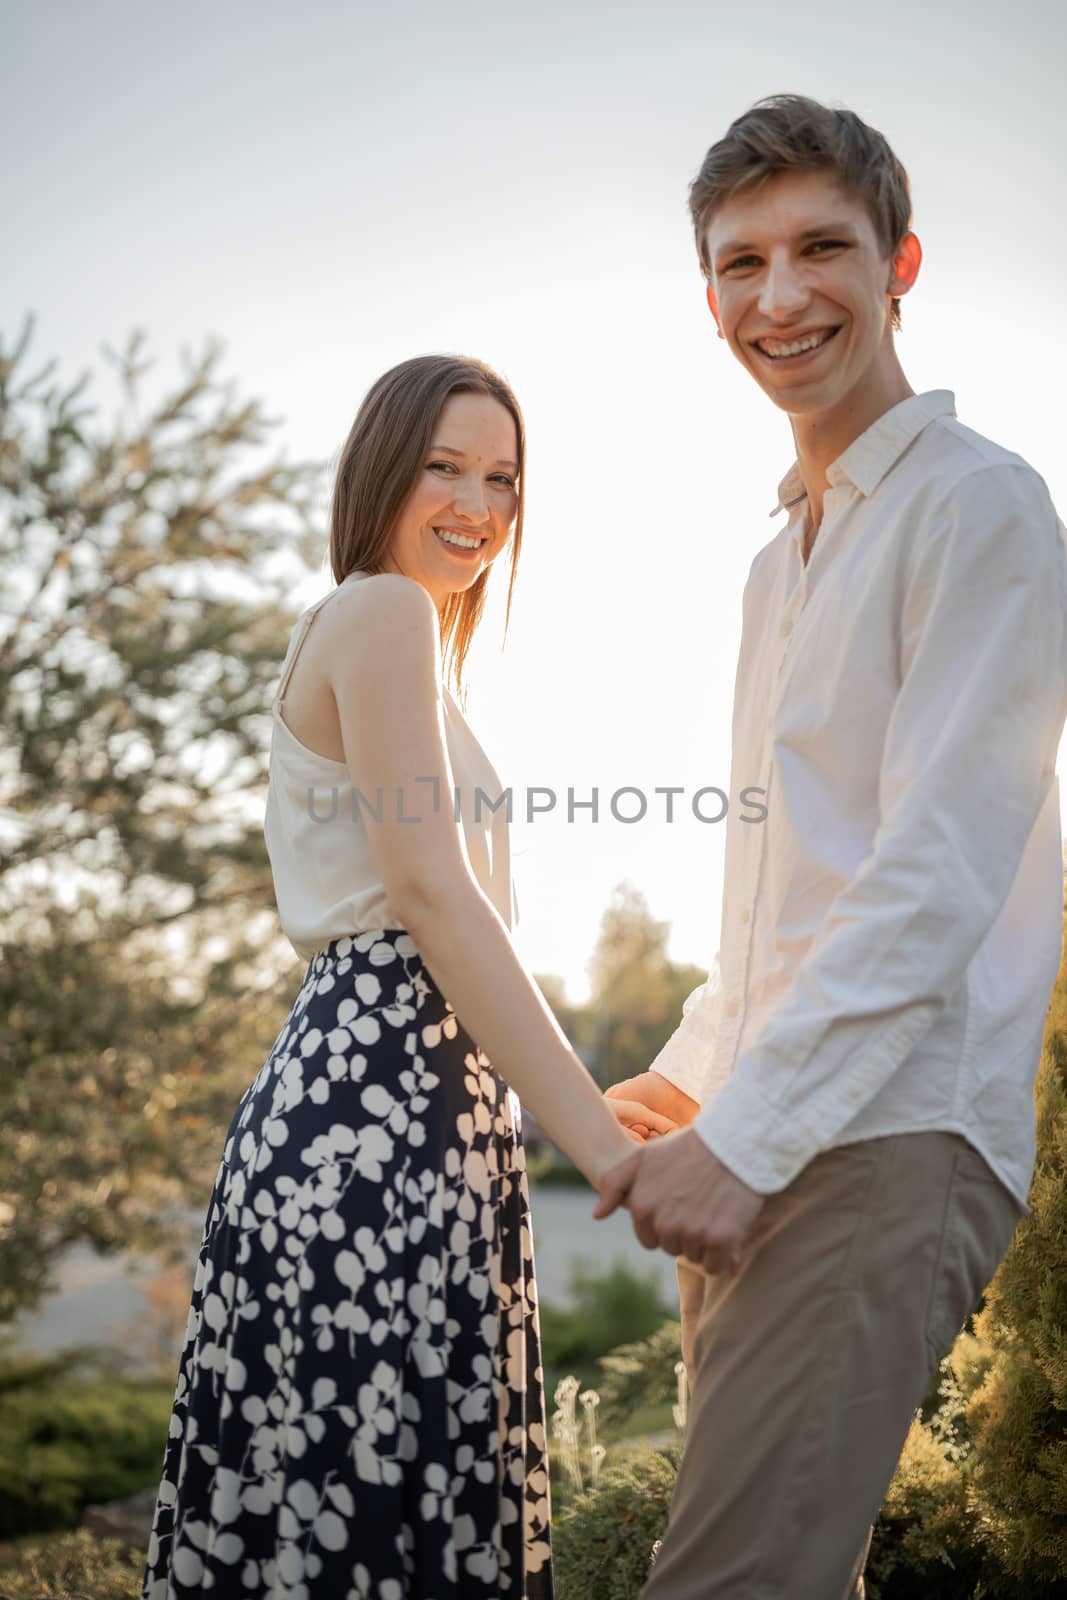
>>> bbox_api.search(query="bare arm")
[328,575,669,1186]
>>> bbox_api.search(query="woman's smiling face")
[383,391,519,612]
[703,168,918,420]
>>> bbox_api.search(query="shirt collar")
[767,390,957,516]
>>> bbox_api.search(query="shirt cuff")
[646,1030,706,1103]
[690,1068,821,1193]
[691,1011,932,1192]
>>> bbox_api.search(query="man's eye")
[723,240,848,272]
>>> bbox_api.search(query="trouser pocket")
[924,1141,1024,1368]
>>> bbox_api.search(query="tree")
[964,880,1067,1588]
[586,882,706,1088]
[534,972,595,1062]
[586,883,671,1087]
[0,316,326,1320]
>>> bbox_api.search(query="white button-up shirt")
[651,390,1067,1212]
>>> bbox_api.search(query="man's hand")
[605,1071,700,1143]
[592,1127,765,1276]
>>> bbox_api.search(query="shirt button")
[725,1000,740,1018]
[781,617,793,637]
[740,910,751,925]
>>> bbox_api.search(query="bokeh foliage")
[0,318,327,1319]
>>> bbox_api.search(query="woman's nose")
[451,475,489,520]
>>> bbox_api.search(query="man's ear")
[706,283,726,341]
[889,231,922,297]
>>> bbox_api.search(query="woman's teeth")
[435,528,485,551]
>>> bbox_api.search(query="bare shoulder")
[330,571,439,625]
[324,574,442,684]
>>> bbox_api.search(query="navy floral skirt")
[141,929,553,1598]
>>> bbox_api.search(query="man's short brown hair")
[689,94,914,332]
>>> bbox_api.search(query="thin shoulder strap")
[275,611,316,706]
[274,572,368,704]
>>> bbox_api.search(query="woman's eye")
[428,460,514,488]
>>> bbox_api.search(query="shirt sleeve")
[694,463,1067,1192]
[646,954,724,1103]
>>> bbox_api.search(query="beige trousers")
[640,1132,1023,1600]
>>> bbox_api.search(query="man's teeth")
[435,529,484,550]
[759,329,835,359]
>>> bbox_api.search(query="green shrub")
[963,982,1067,1592]
[527,1145,592,1188]
[549,1329,1042,1600]
[539,1261,672,1378]
[595,1321,683,1431]
[865,1415,997,1600]
[0,1356,172,1539]
[552,1438,682,1600]
[0,1527,143,1599]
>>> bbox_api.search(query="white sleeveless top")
[264,571,516,961]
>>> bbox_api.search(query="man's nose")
[758,254,810,320]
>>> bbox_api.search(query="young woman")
[141,354,671,1600]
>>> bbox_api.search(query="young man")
[596,94,1067,1599]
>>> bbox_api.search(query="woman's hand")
[606,1097,681,1144]
[605,1071,700,1140]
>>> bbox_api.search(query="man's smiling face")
[703,168,917,420]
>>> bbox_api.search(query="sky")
[3,0,1065,1002]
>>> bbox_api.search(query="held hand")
[592,1128,765,1277]
[605,1071,700,1131]
[607,1099,680,1143]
